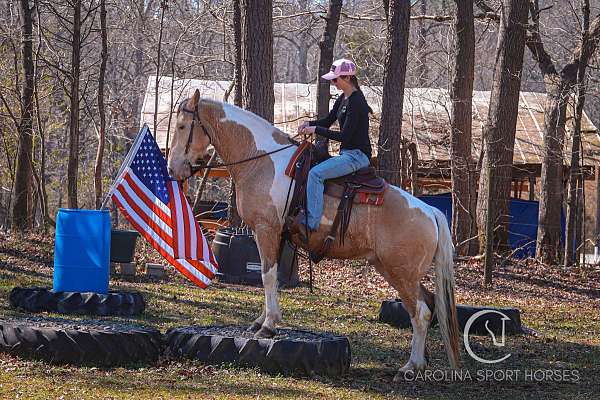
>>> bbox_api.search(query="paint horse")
[167,90,460,380]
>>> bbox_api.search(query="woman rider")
[292,58,373,240]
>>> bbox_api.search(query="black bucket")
[212,227,298,287]
[110,229,140,263]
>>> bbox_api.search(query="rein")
[180,102,297,175]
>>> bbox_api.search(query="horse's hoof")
[393,370,416,382]
[247,322,262,333]
[393,360,426,382]
[254,326,277,339]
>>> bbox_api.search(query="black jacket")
[309,90,372,159]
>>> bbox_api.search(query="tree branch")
[525,0,558,77]
[340,11,499,22]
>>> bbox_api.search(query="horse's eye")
[178,125,185,130]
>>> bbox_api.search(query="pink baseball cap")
[321,58,357,80]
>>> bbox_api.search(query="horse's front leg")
[247,225,282,338]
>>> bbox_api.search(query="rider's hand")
[302,126,316,135]
[298,121,309,134]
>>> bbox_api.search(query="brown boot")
[290,210,311,243]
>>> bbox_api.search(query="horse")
[167,89,460,379]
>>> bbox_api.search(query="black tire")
[165,325,351,377]
[378,299,413,329]
[9,287,145,317]
[379,299,522,335]
[0,317,162,366]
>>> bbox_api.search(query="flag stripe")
[113,190,175,258]
[176,182,193,259]
[120,176,173,237]
[113,195,209,288]
[124,173,172,225]
[183,192,197,260]
[170,182,186,259]
[177,258,213,285]
[126,170,172,218]
[113,194,214,288]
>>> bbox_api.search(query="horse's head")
[167,89,213,180]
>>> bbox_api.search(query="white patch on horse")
[320,216,333,226]
[262,263,281,325]
[389,185,437,227]
[219,101,295,222]
[408,299,431,369]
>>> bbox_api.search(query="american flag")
[109,125,218,288]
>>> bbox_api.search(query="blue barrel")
[53,209,111,294]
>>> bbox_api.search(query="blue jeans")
[306,149,371,230]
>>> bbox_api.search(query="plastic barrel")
[53,209,111,294]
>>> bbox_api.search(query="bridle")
[177,100,297,176]
[180,102,212,156]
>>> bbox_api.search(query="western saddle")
[283,141,387,263]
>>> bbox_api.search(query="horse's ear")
[190,89,200,108]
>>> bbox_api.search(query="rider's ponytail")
[349,76,373,114]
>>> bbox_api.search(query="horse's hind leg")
[375,258,434,381]
[393,282,434,381]
[248,226,282,338]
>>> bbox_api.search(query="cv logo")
[463,310,512,364]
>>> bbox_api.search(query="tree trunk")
[240,0,274,122]
[450,0,477,256]
[233,0,242,108]
[417,0,428,86]
[11,0,35,230]
[377,0,410,186]
[228,0,244,227]
[536,79,570,263]
[565,1,591,267]
[476,0,528,254]
[94,0,107,209]
[531,5,600,264]
[67,0,82,209]
[316,0,342,119]
[297,44,309,84]
[153,1,167,135]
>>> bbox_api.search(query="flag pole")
[100,124,150,210]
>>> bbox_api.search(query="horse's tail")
[432,208,460,369]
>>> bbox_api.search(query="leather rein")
[179,104,296,175]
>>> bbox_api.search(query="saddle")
[283,141,388,263]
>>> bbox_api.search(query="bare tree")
[94,0,107,209]
[66,0,82,209]
[11,0,35,230]
[565,0,598,266]
[240,0,274,122]
[529,0,600,264]
[478,0,528,271]
[316,0,343,119]
[450,0,477,256]
[229,0,243,227]
[377,0,410,185]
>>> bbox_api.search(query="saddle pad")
[356,189,387,206]
[325,182,388,206]
[285,141,311,177]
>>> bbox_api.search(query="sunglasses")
[332,76,345,83]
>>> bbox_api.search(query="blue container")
[53,209,111,294]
